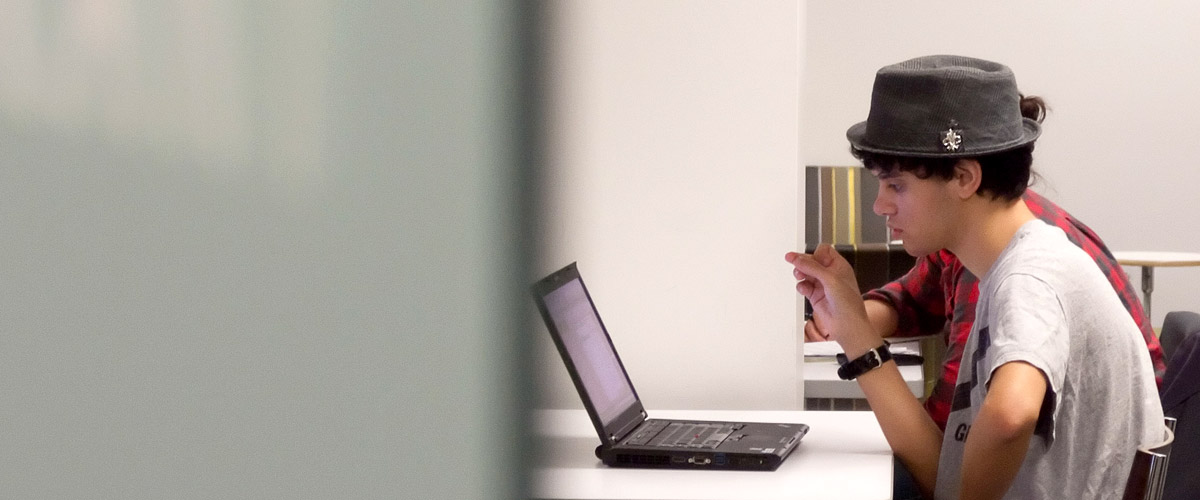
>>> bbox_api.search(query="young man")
[805,186,1166,431]
[787,55,1163,499]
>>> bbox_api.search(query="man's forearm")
[864,299,900,338]
[855,362,944,497]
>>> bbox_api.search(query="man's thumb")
[815,243,837,267]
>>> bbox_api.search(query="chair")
[1123,418,1176,500]
[1159,310,1200,362]
[1161,327,1200,500]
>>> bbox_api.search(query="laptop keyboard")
[624,421,743,448]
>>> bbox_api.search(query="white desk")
[532,409,894,500]
[803,341,924,410]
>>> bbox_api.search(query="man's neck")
[948,196,1036,278]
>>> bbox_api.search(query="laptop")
[532,262,809,471]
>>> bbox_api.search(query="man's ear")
[951,159,982,199]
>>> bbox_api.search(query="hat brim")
[846,118,1041,158]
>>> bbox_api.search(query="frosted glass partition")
[0,2,532,499]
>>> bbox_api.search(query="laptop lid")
[532,262,648,446]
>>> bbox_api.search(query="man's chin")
[899,241,936,258]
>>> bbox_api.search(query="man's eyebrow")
[875,171,898,180]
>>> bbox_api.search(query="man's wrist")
[837,341,892,381]
[837,327,886,360]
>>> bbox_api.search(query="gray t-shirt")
[934,220,1163,499]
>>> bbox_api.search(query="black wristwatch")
[836,341,892,380]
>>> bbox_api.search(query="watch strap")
[836,342,893,380]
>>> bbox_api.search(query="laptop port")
[687,456,711,465]
[713,454,728,466]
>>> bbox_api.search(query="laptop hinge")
[611,410,648,443]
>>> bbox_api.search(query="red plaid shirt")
[865,189,1165,430]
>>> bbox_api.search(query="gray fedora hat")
[846,55,1040,158]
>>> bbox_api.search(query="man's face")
[871,168,960,257]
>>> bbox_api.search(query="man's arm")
[866,299,900,337]
[957,361,1047,500]
[864,252,955,338]
[788,247,944,495]
[855,359,946,497]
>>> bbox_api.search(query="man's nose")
[873,185,892,217]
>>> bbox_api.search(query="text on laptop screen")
[544,278,638,426]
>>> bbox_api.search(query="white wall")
[0,2,529,498]
[805,1,1200,327]
[535,1,804,411]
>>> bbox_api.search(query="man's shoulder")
[1007,220,1080,262]
[989,222,1098,290]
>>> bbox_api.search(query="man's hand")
[786,244,882,357]
[789,244,944,495]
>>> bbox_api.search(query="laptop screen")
[543,277,638,426]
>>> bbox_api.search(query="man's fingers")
[796,280,827,308]
[789,252,835,285]
[804,320,829,341]
[803,322,821,341]
[814,243,841,267]
[796,279,822,302]
[793,267,816,283]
